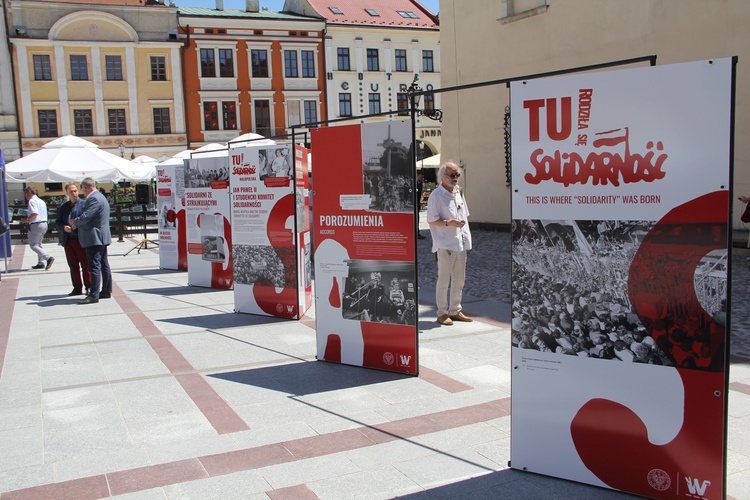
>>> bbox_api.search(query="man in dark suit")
[70,177,112,304]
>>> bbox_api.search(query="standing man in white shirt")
[21,186,54,270]
[426,161,473,325]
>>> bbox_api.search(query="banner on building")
[185,154,233,289]
[509,58,733,499]
[229,144,309,318]
[312,120,418,374]
[156,162,187,270]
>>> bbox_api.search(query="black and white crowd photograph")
[341,260,416,326]
[511,218,727,370]
[233,244,293,289]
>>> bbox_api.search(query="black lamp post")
[118,143,125,158]
[407,75,443,123]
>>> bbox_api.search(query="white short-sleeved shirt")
[27,195,48,223]
[426,183,472,253]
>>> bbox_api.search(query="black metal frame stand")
[124,204,159,255]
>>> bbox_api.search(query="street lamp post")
[118,143,125,158]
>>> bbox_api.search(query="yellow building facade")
[8,0,186,168]
[439,0,750,228]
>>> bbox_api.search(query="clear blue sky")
[174,0,439,16]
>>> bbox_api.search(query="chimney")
[246,0,259,12]
[216,0,224,11]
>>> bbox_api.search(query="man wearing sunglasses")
[426,161,473,325]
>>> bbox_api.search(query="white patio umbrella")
[418,153,441,169]
[228,132,276,148]
[129,155,158,180]
[5,135,155,182]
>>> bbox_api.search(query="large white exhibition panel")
[510,58,733,499]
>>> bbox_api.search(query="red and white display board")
[229,144,310,318]
[509,58,734,499]
[185,154,233,289]
[312,121,418,374]
[156,162,187,270]
[295,145,313,314]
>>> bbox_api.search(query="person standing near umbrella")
[21,186,54,270]
[55,182,91,296]
[70,177,112,304]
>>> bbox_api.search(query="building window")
[365,8,379,16]
[424,93,435,111]
[222,102,237,130]
[204,102,218,130]
[422,50,434,72]
[251,50,269,77]
[38,110,58,137]
[284,50,298,77]
[219,49,234,77]
[329,6,343,14]
[105,55,123,81]
[501,0,548,22]
[366,49,379,71]
[200,48,216,77]
[395,49,407,72]
[301,51,315,78]
[369,93,381,115]
[151,56,167,81]
[33,55,52,81]
[153,108,171,134]
[254,100,271,137]
[70,55,88,81]
[108,109,127,135]
[339,93,352,117]
[74,109,94,136]
[397,10,419,18]
[337,48,350,71]
[397,93,409,115]
[304,101,317,125]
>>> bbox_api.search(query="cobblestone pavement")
[417,217,750,360]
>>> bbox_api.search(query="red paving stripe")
[729,381,750,396]
[200,444,296,476]
[0,475,109,500]
[107,459,207,496]
[111,283,250,434]
[282,428,376,460]
[7,244,25,273]
[175,373,250,434]
[2,397,510,498]
[0,279,19,378]
[419,366,473,393]
[266,484,318,499]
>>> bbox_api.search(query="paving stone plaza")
[0,219,749,499]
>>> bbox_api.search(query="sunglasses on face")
[448,172,461,179]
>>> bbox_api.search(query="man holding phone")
[427,161,473,325]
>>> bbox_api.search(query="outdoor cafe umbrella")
[418,153,441,169]
[129,155,159,180]
[5,135,151,183]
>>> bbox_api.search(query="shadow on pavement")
[209,359,406,395]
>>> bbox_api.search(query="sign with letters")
[510,58,733,499]
[312,121,418,374]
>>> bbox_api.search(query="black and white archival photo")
[199,214,227,263]
[361,121,414,213]
[511,219,674,363]
[185,156,229,188]
[341,259,416,326]
[258,147,293,180]
[233,244,293,289]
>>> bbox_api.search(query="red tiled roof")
[28,0,168,6]
[305,0,438,28]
